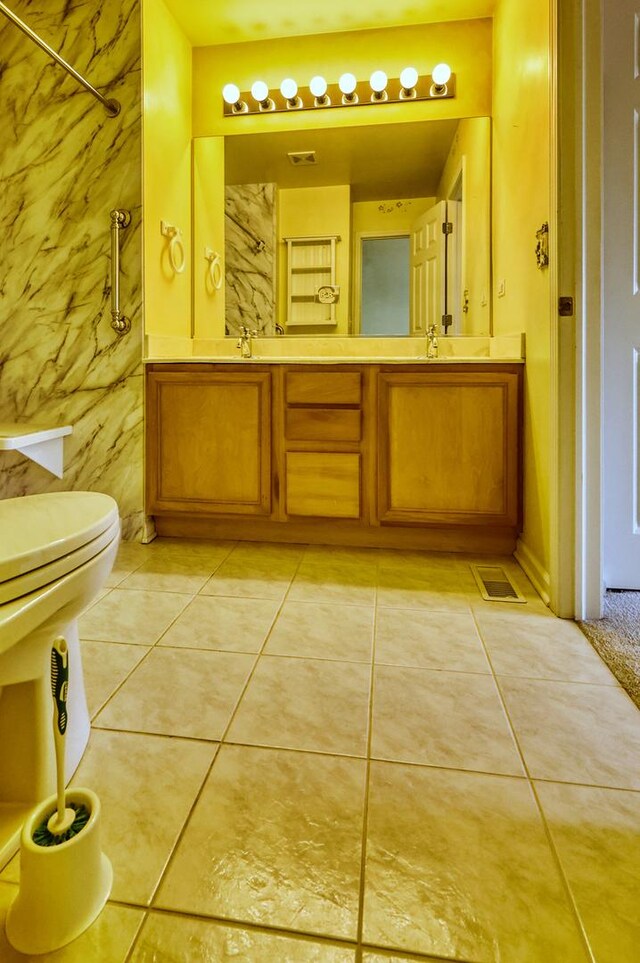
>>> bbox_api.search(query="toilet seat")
[0,492,119,605]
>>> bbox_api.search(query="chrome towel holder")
[204,247,223,290]
[161,221,186,274]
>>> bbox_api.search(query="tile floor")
[1,538,640,962]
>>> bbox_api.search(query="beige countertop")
[144,334,525,364]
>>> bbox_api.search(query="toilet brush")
[32,637,89,846]
[5,636,112,955]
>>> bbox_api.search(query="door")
[410,200,446,335]
[146,369,272,516]
[376,370,520,528]
[602,0,640,587]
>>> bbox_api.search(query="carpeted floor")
[578,590,640,710]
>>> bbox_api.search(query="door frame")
[555,0,604,618]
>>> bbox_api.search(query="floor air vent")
[470,564,526,603]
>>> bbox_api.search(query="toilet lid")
[0,492,119,585]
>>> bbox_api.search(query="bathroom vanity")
[146,351,523,554]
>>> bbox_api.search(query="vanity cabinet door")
[147,369,272,516]
[377,370,520,527]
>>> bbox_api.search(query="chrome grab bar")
[110,209,131,335]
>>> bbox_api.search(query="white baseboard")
[515,537,551,607]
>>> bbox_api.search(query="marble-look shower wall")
[0,0,144,538]
[225,183,276,336]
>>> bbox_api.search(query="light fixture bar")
[222,73,455,116]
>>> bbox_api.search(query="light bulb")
[338,72,357,95]
[400,66,418,90]
[370,70,387,93]
[309,75,328,98]
[280,78,298,100]
[251,80,269,103]
[431,63,452,87]
[222,83,241,105]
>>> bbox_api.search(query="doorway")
[360,235,410,336]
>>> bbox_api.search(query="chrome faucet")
[427,324,439,359]
[236,325,257,358]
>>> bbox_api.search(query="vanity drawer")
[285,407,361,442]
[285,371,362,406]
[285,452,361,518]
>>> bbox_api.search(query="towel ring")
[160,220,185,274]
[204,247,223,290]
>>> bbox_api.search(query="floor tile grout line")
[123,908,149,963]
[214,546,308,746]
[469,606,598,963]
[529,775,640,794]
[195,543,304,598]
[355,576,377,951]
[80,726,550,778]
[85,645,152,723]
[526,780,597,963]
[85,585,203,722]
[82,724,640,794]
[144,743,222,910]
[119,550,232,595]
[118,898,478,962]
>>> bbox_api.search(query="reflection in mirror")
[361,236,410,335]
[201,116,491,338]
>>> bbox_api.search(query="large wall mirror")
[194,116,491,338]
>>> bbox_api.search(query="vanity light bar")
[222,71,455,116]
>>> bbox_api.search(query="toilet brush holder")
[5,787,112,955]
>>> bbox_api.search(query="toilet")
[0,491,119,865]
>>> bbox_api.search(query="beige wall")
[278,185,351,335]
[438,118,491,335]
[193,137,226,338]
[492,0,553,582]
[143,0,192,336]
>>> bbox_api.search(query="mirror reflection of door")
[360,235,410,336]
[409,200,447,335]
[359,201,457,337]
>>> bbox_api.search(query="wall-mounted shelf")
[285,235,340,327]
[0,423,72,478]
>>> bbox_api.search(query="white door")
[602,0,640,587]
[410,200,446,335]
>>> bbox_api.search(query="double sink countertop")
[144,334,526,364]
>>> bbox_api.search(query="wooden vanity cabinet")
[146,362,522,553]
[376,367,521,528]
[146,367,272,516]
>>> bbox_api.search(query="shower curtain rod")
[0,1,120,116]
